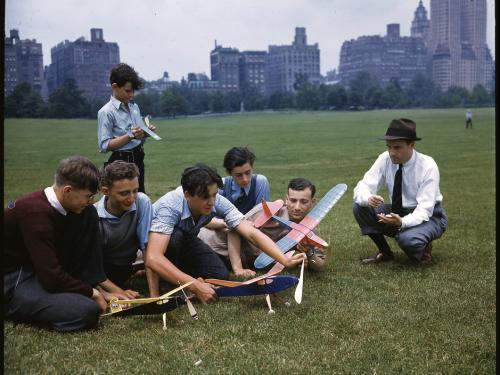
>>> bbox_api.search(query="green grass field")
[4,108,496,374]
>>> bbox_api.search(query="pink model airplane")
[253,183,347,269]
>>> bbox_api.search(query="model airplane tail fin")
[253,199,284,228]
[303,232,328,248]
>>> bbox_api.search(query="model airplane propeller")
[253,183,348,270]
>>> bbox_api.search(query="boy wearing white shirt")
[353,118,448,264]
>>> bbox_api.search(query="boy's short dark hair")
[181,164,223,198]
[109,63,143,90]
[100,161,139,188]
[223,147,256,172]
[288,178,316,198]
[55,156,100,193]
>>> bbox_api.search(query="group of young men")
[4,63,448,333]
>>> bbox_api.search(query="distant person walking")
[97,63,156,193]
[465,109,473,129]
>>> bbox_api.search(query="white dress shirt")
[353,149,443,229]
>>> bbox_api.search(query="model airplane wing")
[254,231,304,269]
[101,281,194,317]
[304,183,347,224]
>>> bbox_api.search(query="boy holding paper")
[97,63,158,193]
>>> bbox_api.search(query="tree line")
[4,72,495,119]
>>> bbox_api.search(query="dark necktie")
[392,164,403,215]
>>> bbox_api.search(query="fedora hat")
[378,118,421,141]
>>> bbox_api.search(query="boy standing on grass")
[4,156,108,332]
[145,164,305,304]
[94,161,153,297]
[352,118,448,265]
[97,63,156,194]
[200,177,326,277]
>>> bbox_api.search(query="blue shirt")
[94,192,153,250]
[221,174,270,205]
[151,186,244,236]
[97,96,145,152]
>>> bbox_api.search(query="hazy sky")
[5,0,496,82]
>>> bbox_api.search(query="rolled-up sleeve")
[150,203,179,235]
[215,195,244,229]
[136,194,153,249]
[97,109,113,153]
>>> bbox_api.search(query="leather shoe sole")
[361,251,394,264]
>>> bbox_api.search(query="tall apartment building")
[45,28,120,100]
[338,23,428,87]
[239,51,267,94]
[429,0,493,91]
[266,27,321,94]
[4,29,44,96]
[411,0,431,45]
[210,44,240,92]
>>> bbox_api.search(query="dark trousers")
[103,263,133,289]
[166,229,229,280]
[105,145,146,193]
[3,268,99,332]
[352,203,448,261]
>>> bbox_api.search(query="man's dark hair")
[109,63,143,90]
[181,164,223,198]
[100,161,139,188]
[55,156,100,193]
[223,147,256,172]
[288,177,316,198]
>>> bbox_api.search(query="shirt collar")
[229,178,251,196]
[402,149,417,168]
[180,189,217,221]
[110,95,135,111]
[95,195,137,218]
[44,186,67,216]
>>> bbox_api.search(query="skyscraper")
[45,28,120,100]
[239,51,267,94]
[210,44,240,92]
[4,29,44,96]
[429,0,493,91]
[338,24,428,87]
[266,28,321,94]
[411,0,431,45]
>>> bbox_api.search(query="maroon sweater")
[4,190,106,297]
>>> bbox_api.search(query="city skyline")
[5,0,495,82]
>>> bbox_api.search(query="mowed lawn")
[3,108,495,374]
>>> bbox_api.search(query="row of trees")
[4,73,495,119]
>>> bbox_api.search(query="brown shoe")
[421,242,433,264]
[361,251,394,264]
